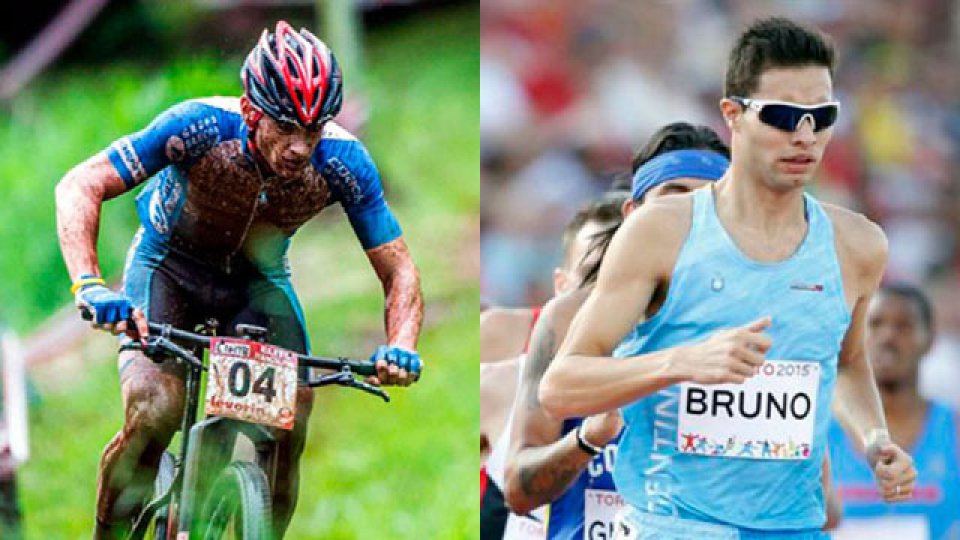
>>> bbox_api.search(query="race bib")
[677,360,819,460]
[831,515,929,540]
[584,489,624,540]
[205,337,299,430]
[503,512,546,540]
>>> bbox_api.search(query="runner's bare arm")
[540,202,688,419]
[505,291,618,514]
[366,237,424,350]
[830,208,917,502]
[481,308,534,364]
[542,197,772,419]
[55,152,129,280]
[832,213,889,445]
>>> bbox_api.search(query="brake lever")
[311,368,390,403]
[118,336,206,370]
[312,370,355,387]
[118,336,167,362]
[350,379,391,403]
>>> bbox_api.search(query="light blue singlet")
[613,187,851,534]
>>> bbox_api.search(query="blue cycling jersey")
[106,97,401,274]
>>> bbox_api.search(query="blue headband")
[631,149,729,201]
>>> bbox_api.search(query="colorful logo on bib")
[678,432,812,459]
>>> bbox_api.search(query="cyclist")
[55,21,423,539]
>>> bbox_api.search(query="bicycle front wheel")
[200,461,272,540]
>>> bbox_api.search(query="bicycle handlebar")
[144,322,378,377]
[81,308,389,400]
[80,309,378,377]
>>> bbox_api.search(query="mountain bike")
[105,320,391,540]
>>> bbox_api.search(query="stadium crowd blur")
[480,0,960,409]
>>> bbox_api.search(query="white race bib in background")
[503,507,546,540]
[830,515,929,540]
[584,489,624,540]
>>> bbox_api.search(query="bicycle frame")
[126,321,388,539]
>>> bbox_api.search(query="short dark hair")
[561,197,623,268]
[724,17,835,98]
[878,283,934,332]
[630,122,730,175]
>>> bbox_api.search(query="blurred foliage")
[9,1,478,538]
[0,55,239,331]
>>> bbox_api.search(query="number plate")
[205,337,298,430]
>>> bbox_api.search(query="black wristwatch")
[575,424,603,456]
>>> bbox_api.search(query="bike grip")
[356,362,378,377]
[79,307,139,330]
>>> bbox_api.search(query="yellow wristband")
[70,277,107,295]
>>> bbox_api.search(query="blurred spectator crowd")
[480,0,960,408]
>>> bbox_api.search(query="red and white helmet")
[241,21,343,128]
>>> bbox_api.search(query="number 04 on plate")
[205,337,299,430]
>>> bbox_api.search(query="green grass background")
[2,4,479,538]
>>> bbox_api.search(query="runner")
[482,200,621,540]
[503,122,730,540]
[829,284,960,539]
[541,17,916,539]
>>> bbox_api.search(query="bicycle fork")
[177,365,278,536]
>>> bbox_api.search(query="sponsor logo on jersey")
[322,157,363,204]
[160,178,183,214]
[790,282,824,292]
[149,190,169,234]
[111,137,148,183]
[178,115,220,159]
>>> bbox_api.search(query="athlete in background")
[505,123,729,539]
[829,284,960,540]
[482,200,621,540]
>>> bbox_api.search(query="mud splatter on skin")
[253,114,324,180]
[368,238,424,349]
[55,153,129,279]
